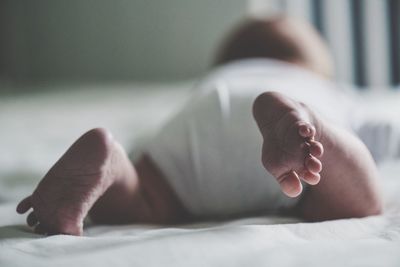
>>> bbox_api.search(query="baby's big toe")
[278,171,303,198]
[48,218,83,236]
[301,170,321,185]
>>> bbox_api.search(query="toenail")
[300,125,308,133]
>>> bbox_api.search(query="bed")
[1,83,400,267]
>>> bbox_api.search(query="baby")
[17,16,384,235]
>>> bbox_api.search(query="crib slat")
[311,0,324,35]
[363,0,391,90]
[350,0,366,87]
[323,0,354,85]
[388,0,400,87]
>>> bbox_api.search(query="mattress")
[0,83,400,267]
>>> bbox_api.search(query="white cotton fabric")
[354,116,400,163]
[144,59,355,217]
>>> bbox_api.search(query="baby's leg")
[16,128,187,235]
[253,92,383,221]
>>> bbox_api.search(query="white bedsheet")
[0,84,400,267]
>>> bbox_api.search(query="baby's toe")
[27,212,38,227]
[17,196,32,214]
[54,219,84,236]
[298,123,316,138]
[309,140,324,158]
[277,171,303,198]
[300,170,321,185]
[305,154,322,173]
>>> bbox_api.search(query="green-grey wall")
[1,0,246,83]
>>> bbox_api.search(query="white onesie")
[144,59,397,218]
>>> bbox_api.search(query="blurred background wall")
[0,0,399,89]
[0,0,246,83]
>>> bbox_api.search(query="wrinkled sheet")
[0,84,400,267]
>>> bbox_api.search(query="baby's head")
[214,16,334,79]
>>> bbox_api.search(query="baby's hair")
[214,16,334,78]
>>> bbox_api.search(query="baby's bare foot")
[16,128,119,235]
[253,91,324,198]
